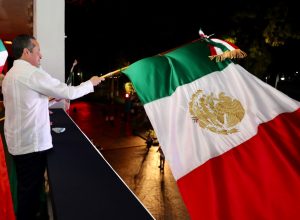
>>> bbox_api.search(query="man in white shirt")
[2,34,105,220]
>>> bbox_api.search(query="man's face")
[26,39,42,67]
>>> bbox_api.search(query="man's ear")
[23,48,30,56]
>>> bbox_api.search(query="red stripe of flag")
[0,135,16,220]
[178,108,300,220]
[222,39,239,49]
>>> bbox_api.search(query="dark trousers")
[13,150,48,220]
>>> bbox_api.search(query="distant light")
[280,75,285,80]
[4,40,12,44]
[125,93,130,98]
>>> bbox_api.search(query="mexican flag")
[0,135,15,220]
[0,40,8,73]
[0,39,15,220]
[123,39,300,219]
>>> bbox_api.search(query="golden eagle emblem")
[189,90,245,134]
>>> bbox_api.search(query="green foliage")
[223,1,300,78]
[263,3,300,46]
[243,41,272,77]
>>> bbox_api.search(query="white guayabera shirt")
[2,59,94,155]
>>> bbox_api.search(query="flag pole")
[101,66,129,78]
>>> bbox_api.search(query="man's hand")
[90,76,105,86]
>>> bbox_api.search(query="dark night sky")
[65,0,236,74]
[65,0,299,77]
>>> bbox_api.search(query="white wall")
[33,0,65,82]
[33,0,65,108]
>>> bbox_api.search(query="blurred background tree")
[222,1,300,79]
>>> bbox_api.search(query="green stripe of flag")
[123,40,231,104]
[0,40,6,52]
